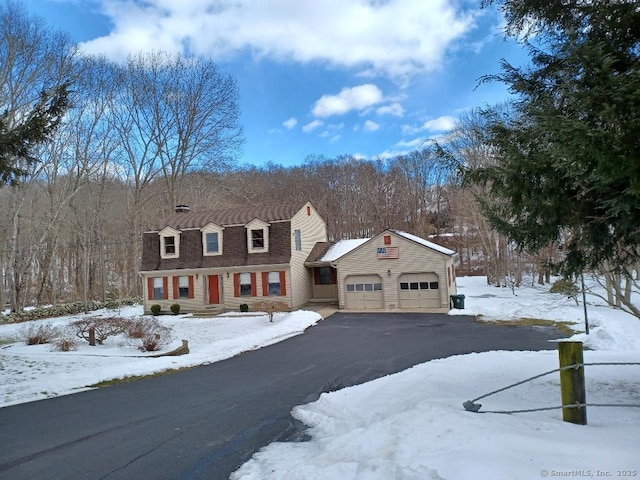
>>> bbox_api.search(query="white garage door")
[345,275,384,309]
[398,273,440,308]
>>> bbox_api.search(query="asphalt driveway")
[0,312,564,480]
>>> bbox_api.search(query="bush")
[170,303,181,315]
[126,318,148,339]
[130,318,173,352]
[239,303,249,313]
[18,322,59,345]
[550,278,580,305]
[70,317,130,345]
[52,336,78,352]
[150,304,162,316]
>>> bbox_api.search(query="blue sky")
[27,0,526,167]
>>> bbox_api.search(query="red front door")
[208,275,220,304]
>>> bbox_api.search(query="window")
[251,229,264,249]
[430,281,439,290]
[153,277,164,300]
[346,281,381,293]
[317,267,334,285]
[201,223,224,256]
[164,236,175,255]
[420,282,429,290]
[159,227,180,259]
[178,276,189,298]
[206,232,218,253]
[294,229,302,251]
[400,282,409,290]
[410,282,419,290]
[239,272,252,296]
[268,272,281,296]
[246,219,270,254]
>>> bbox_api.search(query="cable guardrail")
[463,362,640,415]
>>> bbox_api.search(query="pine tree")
[0,83,70,185]
[470,0,640,274]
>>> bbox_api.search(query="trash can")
[450,294,465,309]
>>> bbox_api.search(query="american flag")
[377,246,399,259]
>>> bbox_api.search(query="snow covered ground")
[231,276,640,480]
[0,308,322,407]
[1,276,639,479]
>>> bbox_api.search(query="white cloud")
[377,102,405,117]
[312,84,383,118]
[364,120,380,132]
[283,117,298,129]
[81,0,476,77]
[423,115,456,132]
[396,137,425,148]
[403,115,457,135]
[302,119,323,133]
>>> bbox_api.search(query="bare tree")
[0,1,80,311]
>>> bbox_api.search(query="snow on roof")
[391,230,456,256]
[320,238,369,262]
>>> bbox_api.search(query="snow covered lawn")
[231,276,640,480]
[0,308,321,407]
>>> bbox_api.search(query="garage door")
[398,273,440,308]
[345,275,384,309]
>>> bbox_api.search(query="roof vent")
[175,205,190,214]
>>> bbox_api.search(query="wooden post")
[558,341,587,425]
[89,327,96,347]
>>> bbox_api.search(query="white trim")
[159,226,180,259]
[245,218,270,254]
[201,223,225,256]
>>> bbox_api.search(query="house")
[140,202,458,314]
[305,229,458,311]
[139,202,327,314]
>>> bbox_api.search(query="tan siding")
[142,271,205,314]
[290,202,328,308]
[336,231,453,309]
[220,267,291,312]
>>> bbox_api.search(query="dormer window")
[164,236,176,255]
[159,226,180,259]
[201,223,224,256]
[251,229,264,249]
[245,218,270,254]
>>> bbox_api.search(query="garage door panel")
[398,273,440,308]
[345,275,383,309]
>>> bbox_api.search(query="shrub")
[130,318,173,352]
[18,322,59,345]
[126,318,148,339]
[150,304,162,316]
[170,303,181,315]
[239,303,249,313]
[550,278,580,305]
[52,336,78,352]
[70,317,131,345]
